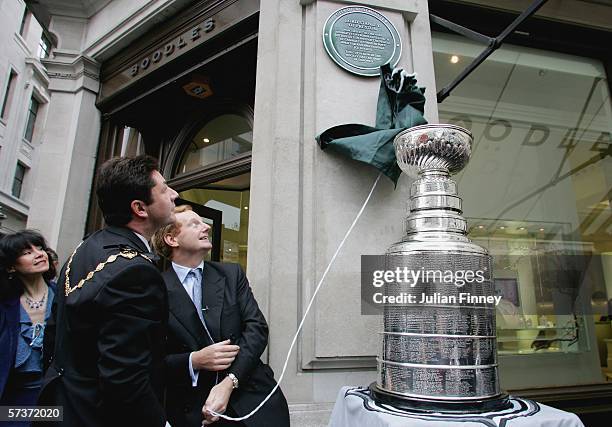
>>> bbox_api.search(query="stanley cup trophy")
[370,124,511,413]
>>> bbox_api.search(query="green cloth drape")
[316,64,427,186]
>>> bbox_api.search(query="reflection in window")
[180,173,250,271]
[178,114,252,174]
[433,33,612,386]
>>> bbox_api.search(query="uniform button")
[183,405,190,413]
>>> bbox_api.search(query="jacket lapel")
[163,269,208,347]
[202,262,225,342]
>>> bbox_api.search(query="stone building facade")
[5,0,612,424]
[0,0,50,233]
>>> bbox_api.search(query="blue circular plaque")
[323,6,402,77]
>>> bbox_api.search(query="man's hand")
[202,377,234,425]
[192,340,239,371]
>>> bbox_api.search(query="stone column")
[26,51,101,260]
[250,0,437,423]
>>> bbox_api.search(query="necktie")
[188,268,204,324]
[186,268,216,383]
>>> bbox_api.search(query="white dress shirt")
[132,231,152,252]
[172,261,205,387]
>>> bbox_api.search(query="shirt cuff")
[188,352,199,387]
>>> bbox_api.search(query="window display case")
[472,235,606,360]
[497,320,582,355]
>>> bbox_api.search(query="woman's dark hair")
[96,155,159,226]
[0,229,51,299]
[44,248,58,282]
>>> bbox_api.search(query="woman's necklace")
[24,290,46,310]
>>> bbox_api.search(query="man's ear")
[130,199,148,220]
[163,233,179,248]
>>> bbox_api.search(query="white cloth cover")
[328,386,584,427]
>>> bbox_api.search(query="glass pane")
[1,71,17,119]
[179,173,250,271]
[24,111,36,141]
[177,114,252,175]
[19,10,29,36]
[24,98,39,142]
[38,35,51,59]
[433,33,612,387]
[12,163,25,198]
[30,97,39,114]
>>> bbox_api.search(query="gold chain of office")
[64,242,152,296]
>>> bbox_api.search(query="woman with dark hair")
[0,230,55,424]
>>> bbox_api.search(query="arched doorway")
[166,106,253,270]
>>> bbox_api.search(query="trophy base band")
[369,383,512,414]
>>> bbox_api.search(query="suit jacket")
[163,262,289,427]
[38,226,168,427]
[0,282,56,403]
[0,296,20,399]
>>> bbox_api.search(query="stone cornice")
[83,0,196,62]
[24,58,51,88]
[41,54,101,93]
[0,190,29,218]
[29,0,113,19]
[299,0,422,11]
[12,32,32,57]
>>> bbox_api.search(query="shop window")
[1,70,18,121]
[172,110,253,271]
[177,114,252,175]
[12,163,27,198]
[433,32,612,388]
[23,96,40,142]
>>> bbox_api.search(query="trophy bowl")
[394,124,473,176]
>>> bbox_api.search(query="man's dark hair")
[96,155,159,226]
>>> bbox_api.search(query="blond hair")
[151,204,192,259]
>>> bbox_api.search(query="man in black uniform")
[152,206,290,427]
[39,155,178,426]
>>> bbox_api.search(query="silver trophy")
[370,124,510,412]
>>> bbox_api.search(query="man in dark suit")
[39,155,178,426]
[152,205,290,427]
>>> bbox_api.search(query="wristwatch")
[227,373,239,389]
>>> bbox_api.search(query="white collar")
[132,231,151,252]
[171,261,204,284]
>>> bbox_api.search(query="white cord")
[208,172,383,422]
